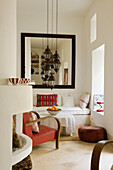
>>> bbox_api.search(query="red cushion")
[36,94,57,107]
[32,125,56,146]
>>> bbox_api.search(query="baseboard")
[90,121,95,126]
[107,133,113,140]
[90,121,113,140]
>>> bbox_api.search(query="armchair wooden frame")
[91,140,113,170]
[25,111,61,149]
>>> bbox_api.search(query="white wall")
[0,0,17,169]
[0,0,16,85]
[84,0,113,138]
[17,0,86,94]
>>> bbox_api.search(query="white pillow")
[61,93,69,106]
[62,96,75,107]
[28,112,39,133]
[57,94,61,106]
[79,93,90,109]
[33,94,37,106]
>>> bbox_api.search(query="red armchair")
[23,111,61,149]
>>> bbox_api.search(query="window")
[90,13,97,43]
[92,44,105,115]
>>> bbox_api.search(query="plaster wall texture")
[0,0,16,85]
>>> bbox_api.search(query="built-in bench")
[33,92,90,135]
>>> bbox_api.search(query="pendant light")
[48,0,55,88]
[53,0,61,73]
[43,0,53,60]
[41,0,61,87]
[41,0,55,86]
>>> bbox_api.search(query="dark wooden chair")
[91,140,113,170]
[23,111,61,149]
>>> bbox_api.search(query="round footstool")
[78,126,107,143]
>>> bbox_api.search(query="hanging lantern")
[44,62,51,75]
[48,72,55,87]
[53,50,61,73]
[49,58,54,69]
[43,45,53,60]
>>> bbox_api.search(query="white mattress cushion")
[57,94,61,106]
[33,106,90,115]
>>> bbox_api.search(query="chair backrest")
[23,112,33,139]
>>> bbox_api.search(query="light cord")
[47,0,49,46]
[56,0,58,51]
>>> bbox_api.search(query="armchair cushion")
[33,125,56,146]
[28,112,39,133]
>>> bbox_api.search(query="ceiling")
[18,0,95,16]
[20,0,95,49]
[59,0,95,15]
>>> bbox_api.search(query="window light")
[90,13,97,43]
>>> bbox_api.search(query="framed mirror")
[21,33,75,88]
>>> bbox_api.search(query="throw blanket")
[33,109,75,135]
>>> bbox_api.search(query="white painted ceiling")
[59,0,95,15]
[18,0,95,16]
[20,0,95,49]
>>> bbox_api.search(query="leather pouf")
[78,126,107,143]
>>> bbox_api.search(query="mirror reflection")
[21,33,75,88]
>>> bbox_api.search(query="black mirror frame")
[21,33,76,89]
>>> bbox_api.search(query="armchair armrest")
[25,116,61,132]
[91,140,113,170]
[25,116,61,149]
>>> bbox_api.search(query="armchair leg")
[54,117,61,149]
[56,126,61,149]
[56,137,60,149]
